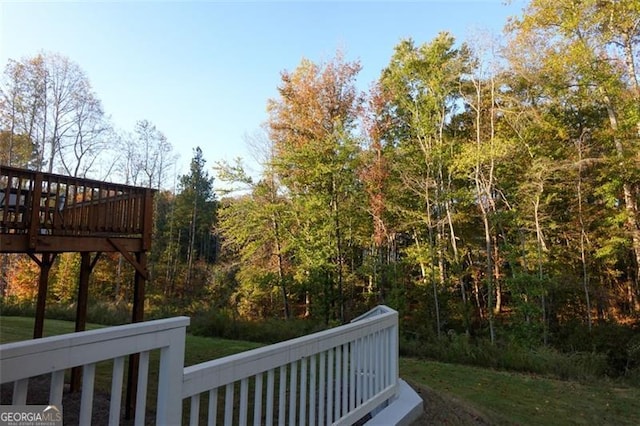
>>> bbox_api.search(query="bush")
[0,298,131,326]
[0,297,35,317]
[399,331,609,381]
[188,307,326,344]
[0,297,324,344]
[552,320,639,376]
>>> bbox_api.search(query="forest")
[1,0,639,379]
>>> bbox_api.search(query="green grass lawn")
[2,316,639,425]
[0,316,262,367]
[401,358,640,425]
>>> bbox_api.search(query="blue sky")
[1,0,527,185]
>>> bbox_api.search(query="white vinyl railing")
[182,305,398,425]
[0,306,399,425]
[0,316,189,425]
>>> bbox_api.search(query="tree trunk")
[186,196,197,293]
[115,255,123,302]
[437,224,446,285]
[414,230,441,338]
[332,179,345,323]
[273,218,290,320]
[534,187,548,345]
[481,210,495,344]
[601,91,640,310]
[576,135,593,330]
[446,200,469,334]
[493,236,502,314]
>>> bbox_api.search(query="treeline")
[1,0,639,369]
[214,0,640,342]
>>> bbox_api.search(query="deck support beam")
[126,251,147,420]
[31,253,57,339]
[70,252,102,393]
[107,238,148,279]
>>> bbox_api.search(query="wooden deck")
[0,165,154,253]
[0,165,157,415]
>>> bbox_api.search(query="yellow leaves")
[452,137,518,176]
[5,255,40,300]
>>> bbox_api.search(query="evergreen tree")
[170,147,217,298]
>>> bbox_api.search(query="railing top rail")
[182,306,397,397]
[0,165,156,194]
[0,316,190,361]
[350,304,396,322]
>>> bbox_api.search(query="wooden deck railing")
[0,306,401,425]
[0,166,153,244]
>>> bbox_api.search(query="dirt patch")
[408,381,490,426]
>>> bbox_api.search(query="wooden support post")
[33,253,55,339]
[70,252,92,393]
[28,173,43,249]
[132,251,146,323]
[76,252,92,332]
[125,251,147,420]
[142,189,154,252]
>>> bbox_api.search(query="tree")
[379,34,471,337]
[216,174,294,319]
[0,55,46,168]
[214,131,296,318]
[360,83,393,303]
[0,53,112,176]
[0,131,35,168]
[58,87,111,178]
[113,120,175,189]
[455,33,519,342]
[507,0,640,311]
[134,120,174,190]
[171,147,217,296]
[267,52,366,322]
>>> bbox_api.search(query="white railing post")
[392,320,399,391]
[155,326,187,425]
[79,363,96,424]
[135,351,150,426]
[224,383,234,425]
[309,355,317,426]
[240,378,249,426]
[209,388,219,425]
[266,369,275,426]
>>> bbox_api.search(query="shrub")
[188,307,326,344]
[399,330,609,381]
[0,298,131,326]
[0,297,35,317]
[552,320,638,376]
